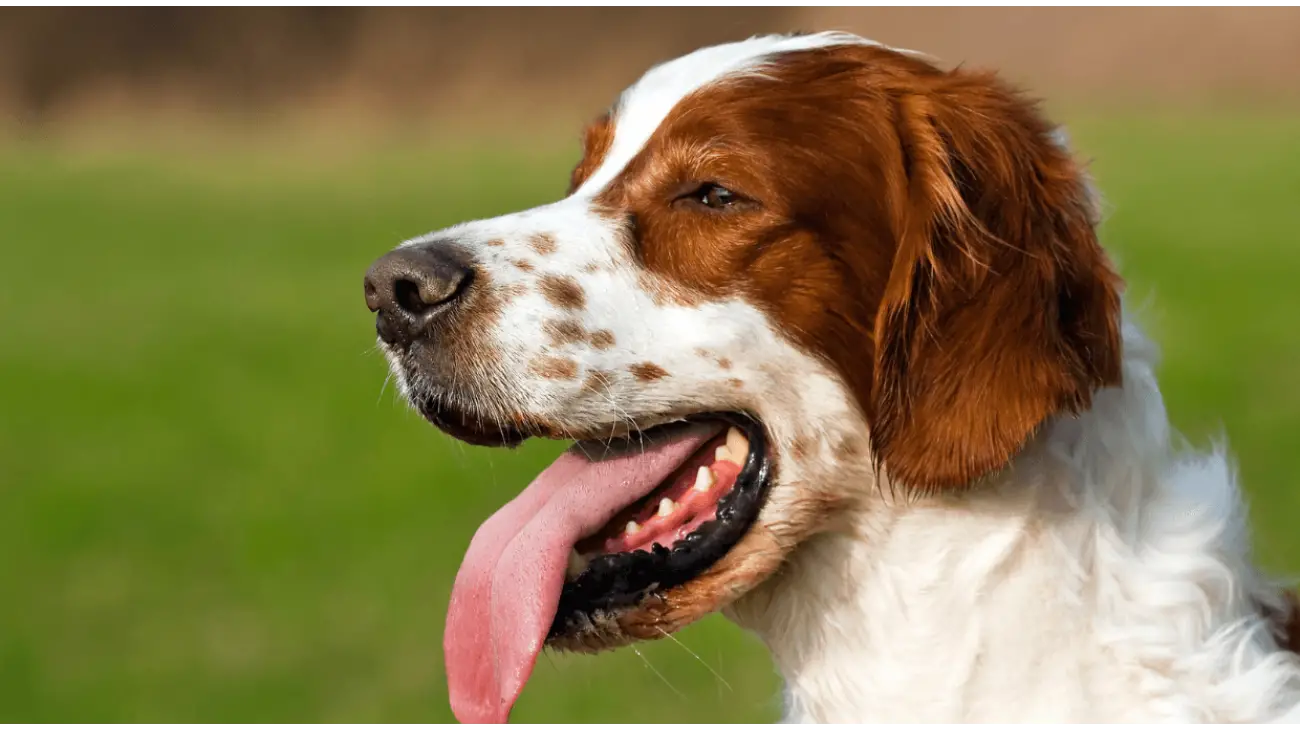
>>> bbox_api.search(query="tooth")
[715,446,731,463]
[624,521,641,535]
[566,549,588,579]
[657,497,675,517]
[725,427,748,465]
[693,465,715,492]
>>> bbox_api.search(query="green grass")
[1,113,1298,721]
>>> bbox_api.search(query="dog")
[363,32,1300,722]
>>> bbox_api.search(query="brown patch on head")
[589,329,616,350]
[580,262,602,275]
[485,238,505,247]
[511,259,536,273]
[543,39,1128,660]
[544,319,587,347]
[727,377,744,389]
[530,356,579,381]
[528,233,558,256]
[716,357,732,370]
[588,42,1120,491]
[629,362,668,382]
[539,274,586,310]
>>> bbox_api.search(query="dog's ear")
[869,70,1123,491]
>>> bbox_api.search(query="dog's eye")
[695,183,737,209]
[672,181,753,213]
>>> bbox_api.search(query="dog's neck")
[728,321,1300,722]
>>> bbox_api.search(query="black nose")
[363,242,474,346]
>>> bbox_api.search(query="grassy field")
[1,113,1298,722]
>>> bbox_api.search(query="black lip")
[416,395,526,448]
[546,412,774,641]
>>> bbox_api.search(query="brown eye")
[697,183,737,209]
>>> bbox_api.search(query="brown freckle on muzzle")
[629,362,669,381]
[544,319,587,346]
[589,329,615,349]
[528,233,558,256]
[580,262,601,274]
[531,356,579,380]
[485,238,504,247]
[503,282,529,297]
[727,377,744,389]
[581,371,611,394]
[540,275,586,310]
[511,259,536,273]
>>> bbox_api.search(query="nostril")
[364,241,474,325]
[394,277,430,315]
[363,279,381,312]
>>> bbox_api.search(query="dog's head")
[363,32,1122,722]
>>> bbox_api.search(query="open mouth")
[552,412,771,637]
[431,403,774,723]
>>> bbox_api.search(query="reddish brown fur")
[548,40,1126,656]
[569,112,614,193]
[629,362,669,381]
[529,233,558,256]
[511,259,536,273]
[539,274,586,310]
[544,319,587,346]
[544,319,616,350]
[577,42,1121,491]
[531,356,579,380]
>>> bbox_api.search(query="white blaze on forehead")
[573,31,883,198]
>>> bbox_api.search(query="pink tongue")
[444,423,723,723]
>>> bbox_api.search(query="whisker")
[376,369,395,406]
[655,627,733,692]
[630,644,685,699]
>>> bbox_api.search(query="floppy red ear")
[870,72,1123,491]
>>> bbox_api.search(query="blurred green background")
[1,8,1298,723]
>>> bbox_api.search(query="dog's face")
[363,33,1122,722]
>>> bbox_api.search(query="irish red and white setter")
[363,32,1300,722]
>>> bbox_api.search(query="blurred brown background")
[2,7,1298,140]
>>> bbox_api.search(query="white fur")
[385,32,1300,723]
[729,318,1300,722]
